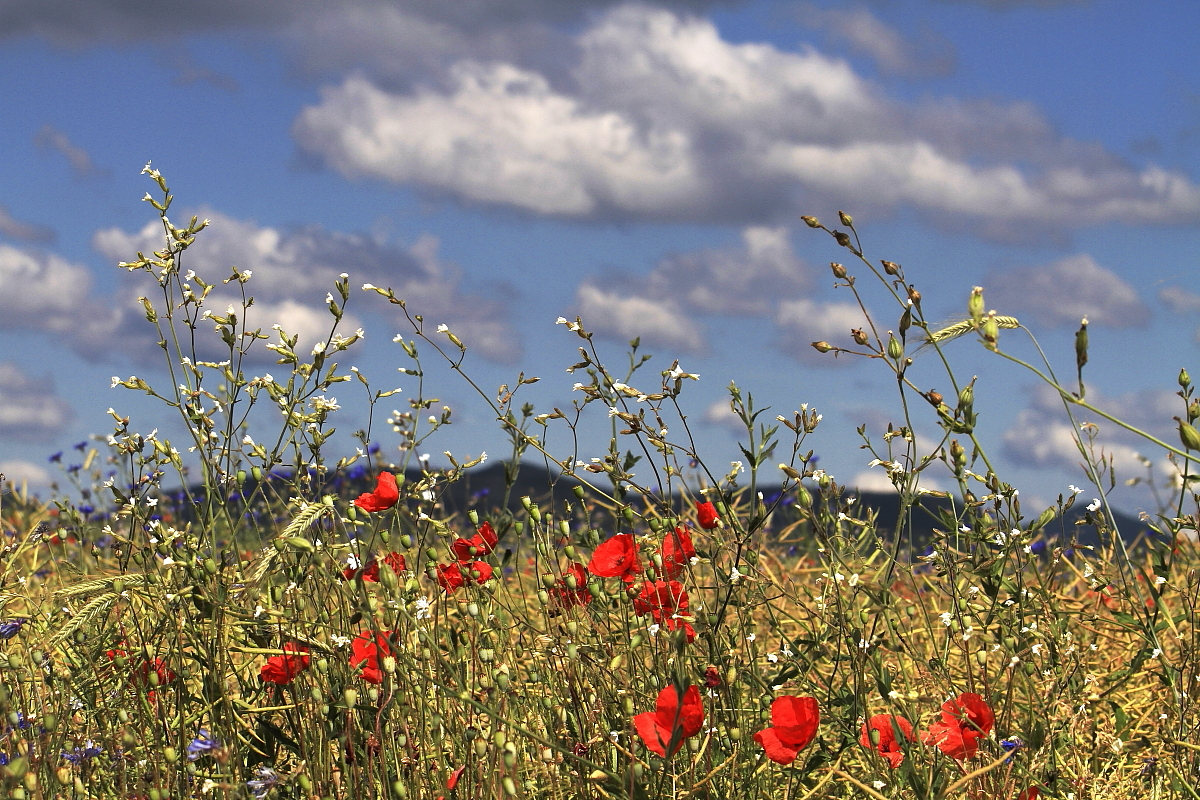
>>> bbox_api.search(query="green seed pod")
[887,334,903,360]
[164,747,178,764]
[494,730,507,748]
[468,510,480,525]
[343,689,358,708]
[1179,419,1200,451]
[236,469,247,486]
[392,780,407,797]
[503,777,517,796]
[968,286,984,323]
[203,558,218,575]
[1180,368,1191,389]
[400,534,412,548]
[629,634,643,649]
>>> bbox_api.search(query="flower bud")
[1179,368,1191,389]
[887,334,903,361]
[968,286,985,324]
[801,215,820,228]
[881,260,900,276]
[1189,399,1200,423]
[830,262,847,279]
[851,328,869,346]
[838,211,854,227]
[811,341,833,353]
[1178,418,1200,451]
[925,390,943,407]
[958,384,974,410]
[833,231,851,248]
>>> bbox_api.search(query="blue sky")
[1,0,1198,516]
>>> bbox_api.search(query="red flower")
[436,560,494,593]
[354,472,399,512]
[923,693,994,760]
[451,522,499,562]
[633,580,695,642]
[350,630,393,684]
[703,666,721,689]
[108,649,176,689]
[346,551,407,582]
[696,501,719,530]
[633,684,704,757]
[660,526,696,580]
[861,715,915,768]
[588,533,641,580]
[1018,788,1040,800]
[754,695,820,765]
[549,562,593,610]
[260,642,311,685]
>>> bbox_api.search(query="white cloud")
[0,459,51,490]
[294,5,1200,235]
[0,362,73,442]
[93,211,522,363]
[0,243,100,331]
[1002,383,1180,483]
[703,398,745,433]
[1159,286,1200,315]
[775,298,869,364]
[795,4,956,78]
[985,254,1151,328]
[648,226,812,315]
[575,282,705,354]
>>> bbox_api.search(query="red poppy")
[260,642,311,685]
[451,521,499,562]
[860,714,915,768]
[436,560,494,593]
[588,533,641,580]
[696,501,719,530]
[633,579,696,642]
[703,666,721,689]
[660,525,696,580]
[754,695,820,765]
[346,551,407,582]
[923,693,994,760]
[446,765,466,791]
[350,630,394,684]
[354,472,399,512]
[633,684,704,757]
[549,562,593,610]
[108,649,176,689]
[1018,787,1040,800]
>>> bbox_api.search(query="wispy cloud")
[795,4,956,78]
[985,254,1151,329]
[34,124,109,179]
[0,361,73,442]
[0,205,54,244]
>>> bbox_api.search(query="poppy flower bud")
[801,215,820,228]
[830,262,847,279]
[811,341,833,353]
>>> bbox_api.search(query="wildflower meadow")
[2,169,1199,800]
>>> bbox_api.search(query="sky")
[1,0,1199,517]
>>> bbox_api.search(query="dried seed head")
[830,262,847,279]
[881,260,900,276]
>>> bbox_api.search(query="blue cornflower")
[0,619,25,640]
[1000,736,1024,763]
[246,765,280,798]
[1029,540,1047,554]
[47,452,63,463]
[187,728,221,761]
[62,742,103,763]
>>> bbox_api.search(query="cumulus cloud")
[0,206,55,244]
[294,5,1200,236]
[0,243,108,333]
[575,283,705,354]
[0,459,52,490]
[92,211,522,363]
[984,254,1151,329]
[33,124,109,179]
[1002,383,1179,482]
[0,362,73,442]
[775,298,870,364]
[795,4,956,78]
[569,224,815,351]
[703,398,746,433]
